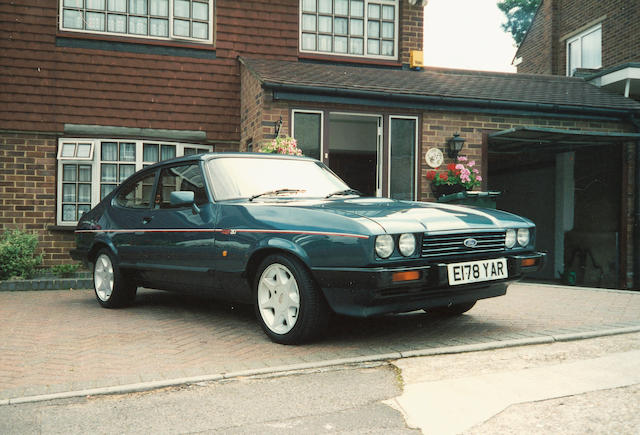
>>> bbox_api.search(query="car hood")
[247,197,533,235]
[317,198,533,234]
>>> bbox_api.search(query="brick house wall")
[0,133,76,265]
[517,0,640,75]
[399,1,423,65]
[0,0,303,140]
[515,0,556,74]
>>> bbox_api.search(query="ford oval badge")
[463,238,478,248]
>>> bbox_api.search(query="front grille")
[421,231,506,259]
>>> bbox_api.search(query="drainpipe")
[631,114,640,290]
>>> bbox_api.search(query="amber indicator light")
[392,271,421,282]
[521,258,537,267]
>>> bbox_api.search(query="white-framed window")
[56,138,212,225]
[59,0,214,44]
[567,24,602,76]
[57,140,95,160]
[299,0,398,60]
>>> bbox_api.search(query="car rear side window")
[115,172,156,209]
[158,163,208,208]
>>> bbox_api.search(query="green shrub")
[50,263,81,278]
[0,229,43,280]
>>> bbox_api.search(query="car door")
[109,169,159,269]
[139,162,221,292]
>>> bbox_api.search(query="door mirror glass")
[170,191,195,207]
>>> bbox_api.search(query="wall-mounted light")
[447,133,465,159]
[274,116,283,138]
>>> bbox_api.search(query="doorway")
[328,113,382,197]
[291,110,418,200]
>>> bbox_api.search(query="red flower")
[447,163,457,171]
[439,173,448,181]
[426,171,436,181]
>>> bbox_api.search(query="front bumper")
[312,252,546,317]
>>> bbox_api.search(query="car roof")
[143,152,318,169]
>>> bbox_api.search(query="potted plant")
[426,156,482,199]
[258,136,303,156]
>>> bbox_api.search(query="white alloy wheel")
[257,263,301,335]
[94,253,115,302]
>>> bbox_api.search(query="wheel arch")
[245,238,313,289]
[87,240,118,264]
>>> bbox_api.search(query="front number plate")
[447,258,508,286]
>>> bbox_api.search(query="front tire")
[254,254,329,345]
[93,249,137,308]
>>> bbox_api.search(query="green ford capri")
[72,153,545,344]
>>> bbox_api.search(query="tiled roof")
[240,57,640,112]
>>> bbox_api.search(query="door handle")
[142,216,153,224]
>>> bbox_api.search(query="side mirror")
[170,191,200,214]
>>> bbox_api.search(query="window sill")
[298,53,402,68]
[56,32,217,60]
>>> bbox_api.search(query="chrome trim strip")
[75,228,369,239]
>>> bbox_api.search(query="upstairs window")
[59,0,214,44]
[300,0,398,60]
[567,24,602,76]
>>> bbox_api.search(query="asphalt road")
[1,333,639,434]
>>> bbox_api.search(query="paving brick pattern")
[0,283,639,400]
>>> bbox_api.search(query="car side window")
[114,172,156,209]
[158,163,208,209]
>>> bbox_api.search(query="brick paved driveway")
[1,283,639,400]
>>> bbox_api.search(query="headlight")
[398,233,416,257]
[505,229,516,248]
[517,228,530,247]
[375,234,394,258]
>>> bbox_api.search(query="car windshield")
[206,157,350,200]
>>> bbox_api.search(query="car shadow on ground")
[112,288,507,346]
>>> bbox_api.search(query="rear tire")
[254,254,329,345]
[93,249,137,308]
[428,301,476,316]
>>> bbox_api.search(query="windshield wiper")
[249,189,306,201]
[325,189,363,199]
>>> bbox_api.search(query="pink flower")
[473,168,479,174]
[468,160,475,167]
[476,175,482,181]
[455,163,464,170]
[460,168,471,182]
[457,156,467,162]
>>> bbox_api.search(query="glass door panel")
[292,111,322,160]
[389,117,417,200]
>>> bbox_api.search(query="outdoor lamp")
[447,133,465,159]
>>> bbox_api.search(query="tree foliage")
[497,0,542,46]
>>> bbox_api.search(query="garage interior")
[487,127,640,289]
